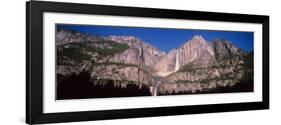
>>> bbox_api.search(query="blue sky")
[57,24,253,52]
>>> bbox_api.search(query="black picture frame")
[26,1,269,124]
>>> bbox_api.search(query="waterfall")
[174,50,180,72]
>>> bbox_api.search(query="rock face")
[56,29,253,98]
[158,37,253,95]
[212,39,246,59]
[106,36,166,66]
[56,29,101,45]
[56,29,159,88]
[152,35,215,76]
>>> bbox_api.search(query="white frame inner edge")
[43,12,263,113]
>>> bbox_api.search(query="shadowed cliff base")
[56,71,253,100]
[158,79,253,96]
[56,71,151,100]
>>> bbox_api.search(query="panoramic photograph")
[55,24,254,100]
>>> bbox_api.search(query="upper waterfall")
[174,50,180,72]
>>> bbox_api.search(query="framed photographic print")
[26,1,269,124]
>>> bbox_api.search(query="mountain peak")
[188,35,208,45]
[180,35,209,48]
[192,35,204,40]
